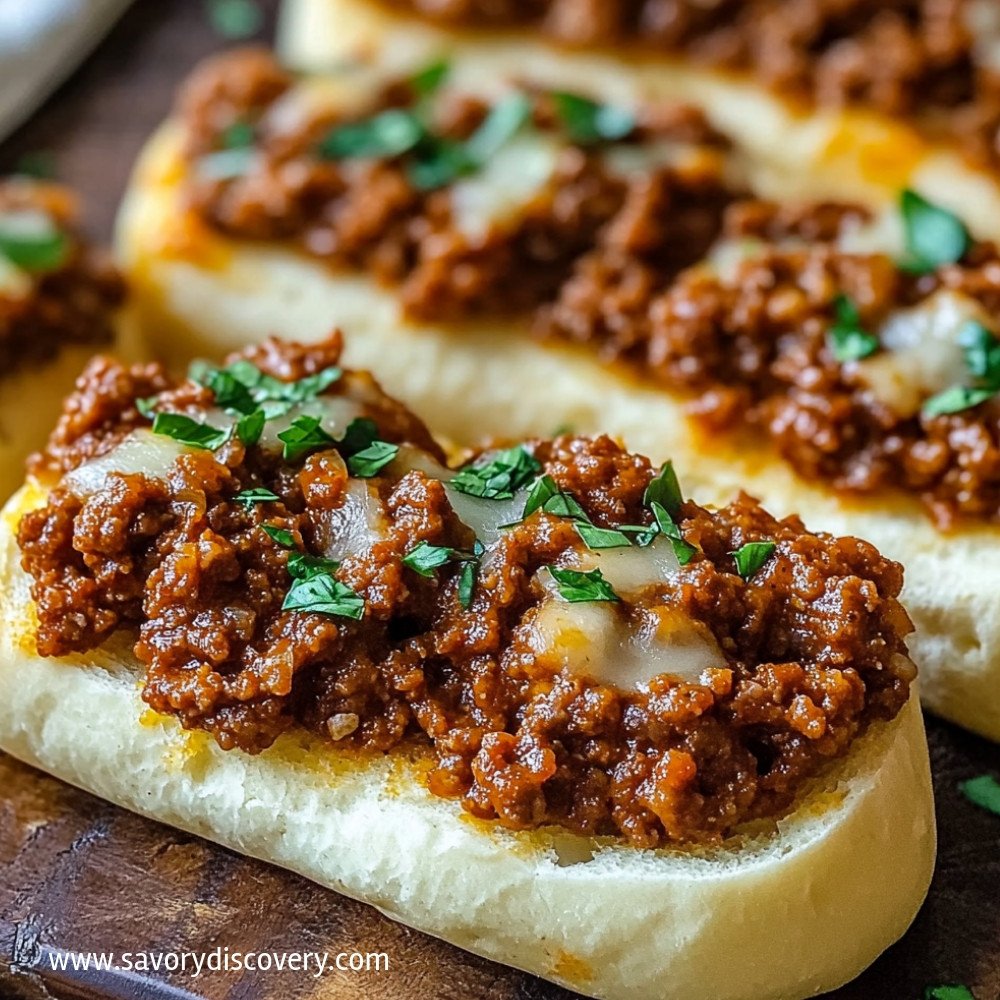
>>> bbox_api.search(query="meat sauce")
[19,335,915,846]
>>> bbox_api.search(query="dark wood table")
[1,3,1000,998]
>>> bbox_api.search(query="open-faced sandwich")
[0,332,934,1000]
[118,50,1000,741]
[279,0,1000,240]
[0,177,125,499]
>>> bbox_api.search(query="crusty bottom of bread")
[278,0,1000,242]
[116,123,1000,743]
[0,483,935,1000]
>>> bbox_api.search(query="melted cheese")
[528,575,723,688]
[63,430,193,497]
[450,132,561,242]
[855,290,988,417]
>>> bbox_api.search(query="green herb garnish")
[236,409,266,446]
[551,91,635,145]
[457,557,478,608]
[318,109,426,161]
[198,147,256,181]
[450,445,542,500]
[283,572,365,620]
[206,0,263,40]
[277,415,336,461]
[410,58,450,97]
[731,541,776,581]
[0,211,68,271]
[924,987,976,1000]
[650,501,696,565]
[959,774,1000,816]
[287,551,340,580]
[644,461,683,517]
[151,412,229,451]
[900,189,970,274]
[193,359,342,414]
[922,385,996,418]
[464,92,532,163]
[337,417,378,454]
[548,566,620,603]
[403,541,463,577]
[828,294,879,363]
[574,523,633,549]
[234,487,280,509]
[347,440,399,478]
[262,524,296,548]
[221,121,255,149]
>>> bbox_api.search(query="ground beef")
[19,336,915,846]
[379,0,1000,168]
[174,50,1000,527]
[0,180,124,375]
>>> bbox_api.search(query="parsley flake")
[262,524,296,548]
[403,541,462,577]
[347,440,399,478]
[0,211,68,271]
[575,523,633,549]
[151,412,229,451]
[318,109,426,161]
[206,0,263,40]
[457,557,478,609]
[278,415,336,461]
[924,987,976,1000]
[900,189,970,274]
[450,445,541,500]
[234,487,279,509]
[551,91,635,145]
[548,566,620,603]
[923,385,995,418]
[731,541,776,581]
[828,294,879,363]
[650,501,696,565]
[959,774,1000,816]
[644,461,683,517]
[410,58,450,97]
[283,572,365,620]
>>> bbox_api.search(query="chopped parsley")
[922,320,1000,416]
[0,211,68,271]
[287,551,339,580]
[959,774,1000,816]
[283,571,365,620]
[402,541,471,578]
[464,92,532,163]
[828,294,879,363]
[151,412,229,451]
[450,445,541,500]
[650,501,696,565]
[410,58,450,98]
[236,409,265,446]
[457,557,478,609]
[924,987,976,1000]
[234,487,280,509]
[644,461,684,518]
[221,121,255,149]
[347,440,399,478]
[205,0,263,40]
[278,415,336,461]
[198,147,256,181]
[575,523,633,549]
[731,541,776,581]
[548,566,619,603]
[318,109,426,161]
[262,524,296,548]
[551,91,635,145]
[521,474,588,521]
[900,189,970,274]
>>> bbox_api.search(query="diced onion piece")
[855,290,988,418]
[317,478,389,561]
[62,430,192,496]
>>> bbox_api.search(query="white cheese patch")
[62,430,193,497]
[528,573,723,689]
[854,290,989,417]
[450,132,561,242]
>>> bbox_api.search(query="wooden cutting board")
[0,2,999,998]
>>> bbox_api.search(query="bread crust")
[117,124,1000,742]
[278,0,1000,243]
[0,483,936,1000]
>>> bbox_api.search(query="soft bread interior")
[117,122,1000,742]
[0,482,935,1000]
[278,0,1000,241]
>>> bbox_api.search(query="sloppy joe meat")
[19,334,915,847]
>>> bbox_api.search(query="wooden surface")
[1,3,1000,999]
